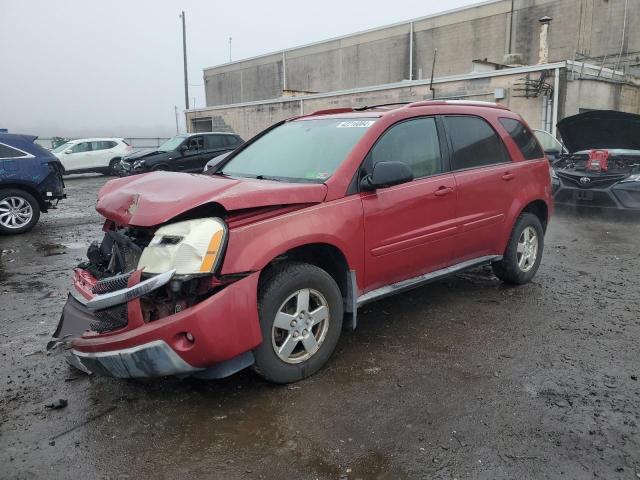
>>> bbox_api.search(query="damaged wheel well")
[521,200,549,232]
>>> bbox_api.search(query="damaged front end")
[49,216,261,379]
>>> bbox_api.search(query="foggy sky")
[1,0,485,139]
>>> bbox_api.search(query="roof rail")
[307,107,355,117]
[407,100,509,110]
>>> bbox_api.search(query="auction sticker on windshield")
[336,120,376,128]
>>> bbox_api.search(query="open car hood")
[96,172,327,227]
[557,110,640,153]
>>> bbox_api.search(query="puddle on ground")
[32,242,67,256]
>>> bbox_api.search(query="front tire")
[0,189,41,235]
[492,213,544,285]
[253,262,343,383]
[107,158,121,176]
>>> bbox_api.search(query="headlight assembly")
[133,160,145,169]
[137,218,227,275]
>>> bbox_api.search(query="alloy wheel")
[271,288,330,364]
[0,196,34,229]
[516,226,538,272]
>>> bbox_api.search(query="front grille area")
[554,189,618,207]
[557,171,627,189]
[90,271,133,333]
[92,304,128,333]
[92,271,133,294]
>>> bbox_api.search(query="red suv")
[49,101,552,383]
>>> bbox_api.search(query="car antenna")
[353,102,411,111]
[429,48,438,100]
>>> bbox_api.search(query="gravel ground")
[1,174,639,479]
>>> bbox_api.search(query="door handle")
[502,172,515,181]
[434,186,453,197]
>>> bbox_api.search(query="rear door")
[443,115,517,262]
[362,116,457,291]
[202,134,231,168]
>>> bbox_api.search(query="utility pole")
[174,106,179,134]
[229,37,232,62]
[179,11,189,110]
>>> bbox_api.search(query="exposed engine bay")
[553,150,640,174]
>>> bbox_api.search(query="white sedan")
[52,138,132,175]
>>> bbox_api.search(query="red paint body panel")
[361,173,457,290]
[96,171,327,227]
[73,272,263,368]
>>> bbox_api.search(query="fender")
[221,195,365,289]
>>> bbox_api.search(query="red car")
[49,101,552,383]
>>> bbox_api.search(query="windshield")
[158,135,187,152]
[220,118,376,182]
[52,142,74,153]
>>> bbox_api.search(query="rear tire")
[0,189,41,235]
[253,262,343,383]
[492,213,544,285]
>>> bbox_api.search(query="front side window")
[533,129,564,153]
[0,143,29,159]
[221,118,375,182]
[368,117,442,179]
[499,118,543,160]
[70,142,91,153]
[188,136,204,150]
[444,116,510,170]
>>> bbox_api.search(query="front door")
[362,116,457,292]
[179,136,205,171]
[64,141,93,171]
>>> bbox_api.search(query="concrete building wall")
[203,0,639,107]
[564,79,640,117]
[190,67,561,140]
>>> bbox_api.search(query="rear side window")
[444,116,510,170]
[0,143,29,159]
[499,118,543,160]
[369,117,442,179]
[204,135,225,149]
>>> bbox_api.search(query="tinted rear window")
[444,116,510,170]
[0,143,28,159]
[499,118,543,160]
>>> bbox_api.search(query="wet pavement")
[1,174,639,479]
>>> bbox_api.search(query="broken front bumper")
[50,271,263,379]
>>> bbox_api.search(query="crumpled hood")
[96,172,327,227]
[557,110,640,153]
[122,148,162,162]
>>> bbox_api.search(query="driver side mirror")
[64,150,72,154]
[360,161,413,191]
[179,145,189,153]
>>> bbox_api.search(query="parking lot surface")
[1,175,639,479]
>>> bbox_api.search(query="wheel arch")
[520,199,549,232]
[0,183,46,210]
[258,242,357,330]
